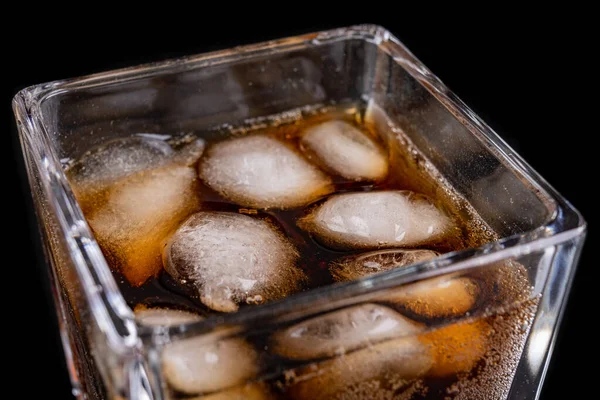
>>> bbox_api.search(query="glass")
[12,25,585,400]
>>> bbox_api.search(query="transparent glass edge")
[13,24,383,102]
[12,93,139,354]
[139,225,586,340]
[374,31,584,235]
[12,24,587,341]
[508,233,586,399]
[14,110,84,396]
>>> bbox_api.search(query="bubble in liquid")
[419,319,492,378]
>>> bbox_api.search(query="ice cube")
[87,165,200,286]
[198,135,333,209]
[299,191,453,249]
[172,138,206,167]
[330,249,439,282]
[134,307,260,395]
[273,304,423,360]
[300,120,388,181]
[419,319,491,377]
[285,336,432,400]
[190,383,274,400]
[388,276,479,319]
[67,136,175,190]
[134,306,202,326]
[162,333,259,395]
[163,212,305,312]
[68,136,204,212]
[67,136,204,286]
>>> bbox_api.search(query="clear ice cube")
[67,136,175,189]
[273,304,423,360]
[198,135,333,209]
[67,136,203,286]
[300,120,388,181]
[163,211,305,312]
[299,191,452,249]
[87,166,200,285]
[330,249,439,282]
[162,333,259,395]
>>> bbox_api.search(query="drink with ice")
[65,104,536,399]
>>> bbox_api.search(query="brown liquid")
[67,104,535,399]
[70,106,489,314]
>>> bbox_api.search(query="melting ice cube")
[300,120,389,181]
[134,308,261,396]
[134,306,201,327]
[387,276,480,320]
[163,212,305,312]
[86,166,200,285]
[285,335,432,400]
[162,333,259,395]
[198,135,333,209]
[67,136,175,189]
[299,191,452,249]
[67,136,204,286]
[330,249,439,282]
[273,304,423,360]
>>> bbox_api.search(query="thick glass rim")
[12,24,586,348]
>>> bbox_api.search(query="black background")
[4,15,593,399]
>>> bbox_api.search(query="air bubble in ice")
[163,212,305,312]
[330,249,439,282]
[299,191,452,249]
[300,120,388,181]
[198,135,333,209]
[273,304,423,360]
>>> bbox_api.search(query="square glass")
[13,25,585,400]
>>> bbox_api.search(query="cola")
[67,105,535,399]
